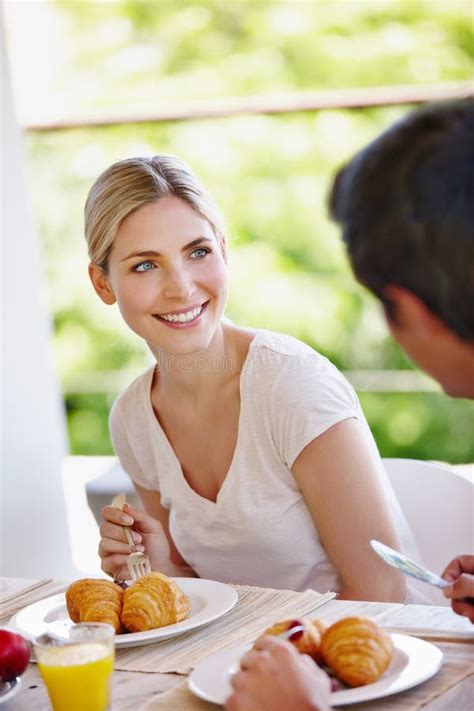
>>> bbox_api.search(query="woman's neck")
[148,323,253,402]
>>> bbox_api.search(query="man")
[330,98,474,399]
[226,99,474,711]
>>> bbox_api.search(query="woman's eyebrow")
[120,237,213,262]
[120,250,160,262]
[181,237,213,252]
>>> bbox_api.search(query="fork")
[278,623,306,641]
[111,493,152,581]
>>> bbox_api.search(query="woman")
[87,154,411,601]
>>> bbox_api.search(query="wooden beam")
[23,82,473,132]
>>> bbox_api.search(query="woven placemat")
[0,578,69,624]
[141,682,221,711]
[114,585,335,674]
[139,640,474,711]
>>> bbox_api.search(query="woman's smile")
[153,300,209,328]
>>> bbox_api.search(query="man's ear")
[88,263,116,305]
[383,285,445,337]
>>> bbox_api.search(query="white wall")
[1,16,77,579]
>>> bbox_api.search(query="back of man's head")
[329,98,474,340]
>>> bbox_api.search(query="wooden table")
[2,578,473,711]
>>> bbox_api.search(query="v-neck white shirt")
[109,329,418,595]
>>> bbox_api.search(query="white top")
[110,330,421,597]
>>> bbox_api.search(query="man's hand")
[442,555,474,623]
[225,635,331,711]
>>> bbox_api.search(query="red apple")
[0,629,30,682]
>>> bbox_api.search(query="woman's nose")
[162,266,196,300]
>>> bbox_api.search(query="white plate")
[9,578,238,649]
[0,677,21,705]
[188,633,443,707]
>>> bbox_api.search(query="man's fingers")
[230,670,247,691]
[443,574,474,600]
[252,635,281,651]
[453,555,474,575]
[252,635,296,656]
[442,555,474,582]
[452,599,474,624]
[239,649,267,671]
[225,691,258,711]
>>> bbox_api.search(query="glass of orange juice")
[34,623,115,711]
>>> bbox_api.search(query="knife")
[370,539,449,589]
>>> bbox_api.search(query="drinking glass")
[34,622,115,711]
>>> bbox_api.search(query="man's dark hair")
[329,98,474,340]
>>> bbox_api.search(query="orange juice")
[37,642,114,711]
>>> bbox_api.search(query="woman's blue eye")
[191,247,210,259]
[134,261,155,272]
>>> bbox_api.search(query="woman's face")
[93,195,228,356]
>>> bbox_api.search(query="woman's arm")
[292,418,406,602]
[98,484,196,579]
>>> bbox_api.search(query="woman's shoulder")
[247,330,356,405]
[110,366,155,421]
[224,324,325,367]
[249,329,331,368]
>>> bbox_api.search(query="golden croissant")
[66,572,191,634]
[321,616,394,687]
[122,572,191,632]
[66,579,124,634]
[264,617,328,662]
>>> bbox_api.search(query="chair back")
[383,458,473,577]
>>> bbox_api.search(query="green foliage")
[64,389,474,463]
[50,0,472,116]
[66,394,115,455]
[359,393,474,463]
[17,0,474,461]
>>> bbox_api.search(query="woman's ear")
[88,262,116,305]
[219,235,228,264]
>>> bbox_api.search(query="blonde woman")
[88,154,413,601]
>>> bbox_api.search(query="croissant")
[264,617,328,662]
[66,579,124,634]
[121,572,191,632]
[321,616,394,687]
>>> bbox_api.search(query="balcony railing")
[23,81,473,131]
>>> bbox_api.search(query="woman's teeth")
[159,305,203,323]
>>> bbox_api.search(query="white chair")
[382,458,474,580]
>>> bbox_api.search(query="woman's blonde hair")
[84,154,225,269]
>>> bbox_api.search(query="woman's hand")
[98,502,172,580]
[225,635,331,711]
[442,555,474,623]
